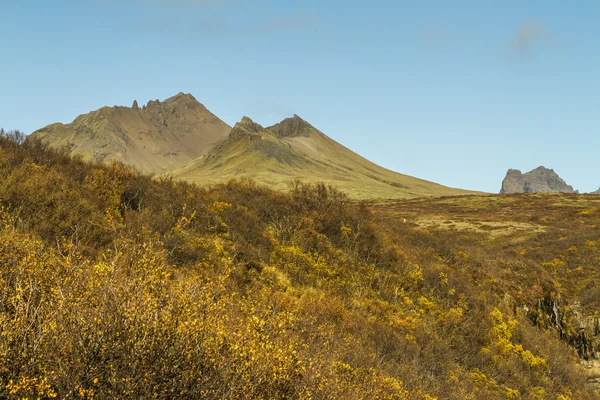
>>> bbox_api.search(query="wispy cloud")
[511,21,554,57]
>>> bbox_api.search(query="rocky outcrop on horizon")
[500,166,577,194]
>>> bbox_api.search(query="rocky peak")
[500,166,577,194]
[267,114,316,138]
[165,92,201,107]
[132,100,139,110]
[229,117,265,139]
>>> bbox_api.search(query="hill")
[0,130,599,399]
[174,115,473,199]
[500,166,577,194]
[30,93,231,174]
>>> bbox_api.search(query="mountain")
[500,166,577,194]
[592,188,600,194]
[30,93,231,174]
[31,93,476,199]
[173,115,473,199]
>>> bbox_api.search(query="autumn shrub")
[0,135,599,399]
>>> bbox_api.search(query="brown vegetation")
[0,131,598,398]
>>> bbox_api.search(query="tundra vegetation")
[0,130,599,399]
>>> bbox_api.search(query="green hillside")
[174,115,475,199]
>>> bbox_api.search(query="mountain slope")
[174,115,475,199]
[30,93,231,174]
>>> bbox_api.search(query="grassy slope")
[174,116,478,199]
[30,93,231,174]
[372,193,600,331]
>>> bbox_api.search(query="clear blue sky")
[1,0,599,193]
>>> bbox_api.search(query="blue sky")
[1,0,599,193]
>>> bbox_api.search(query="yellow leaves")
[470,368,520,397]
[438,271,449,286]
[76,385,95,399]
[174,207,196,230]
[504,387,521,399]
[518,347,546,367]
[331,361,410,400]
[92,262,112,277]
[540,258,565,271]
[527,386,545,399]
[470,369,499,390]
[405,263,424,285]
[404,334,417,345]
[209,201,233,213]
[272,244,333,285]
[439,306,464,326]
[5,376,57,399]
[556,393,573,400]
[417,296,435,313]
[340,225,352,237]
[488,308,547,369]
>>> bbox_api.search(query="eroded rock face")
[500,166,577,194]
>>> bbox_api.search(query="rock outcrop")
[267,114,316,138]
[500,166,577,194]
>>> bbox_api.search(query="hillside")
[174,115,473,199]
[0,130,599,399]
[30,93,231,174]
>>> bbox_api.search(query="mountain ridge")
[31,93,231,174]
[174,115,474,199]
[31,93,477,199]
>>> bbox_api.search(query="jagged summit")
[31,93,231,174]
[164,92,200,106]
[229,117,265,139]
[267,114,318,138]
[500,166,577,194]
